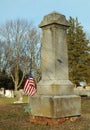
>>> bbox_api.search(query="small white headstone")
[5,90,14,98]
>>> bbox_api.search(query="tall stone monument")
[30,12,81,120]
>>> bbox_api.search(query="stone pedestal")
[30,95,81,118]
[30,12,81,119]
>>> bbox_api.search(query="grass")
[0,95,28,104]
[0,97,90,130]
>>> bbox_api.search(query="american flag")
[23,75,37,96]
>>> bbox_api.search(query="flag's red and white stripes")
[23,77,37,96]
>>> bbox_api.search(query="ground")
[0,97,90,130]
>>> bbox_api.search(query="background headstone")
[0,88,5,97]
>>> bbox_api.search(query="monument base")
[30,95,81,118]
[37,79,74,95]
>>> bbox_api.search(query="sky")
[0,0,90,33]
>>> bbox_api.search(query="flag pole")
[28,94,29,104]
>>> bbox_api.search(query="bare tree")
[0,19,41,91]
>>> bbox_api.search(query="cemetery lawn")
[0,97,90,130]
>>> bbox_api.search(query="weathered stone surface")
[39,11,70,28]
[30,95,81,118]
[29,11,81,119]
[37,80,74,95]
[40,22,69,81]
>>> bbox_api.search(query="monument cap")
[39,11,70,28]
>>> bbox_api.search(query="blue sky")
[0,0,90,33]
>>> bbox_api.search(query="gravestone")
[30,12,81,119]
[5,90,14,98]
[14,90,23,103]
[0,88,4,97]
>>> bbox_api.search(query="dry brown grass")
[0,97,90,130]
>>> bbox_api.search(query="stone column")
[30,12,81,119]
[37,12,74,95]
